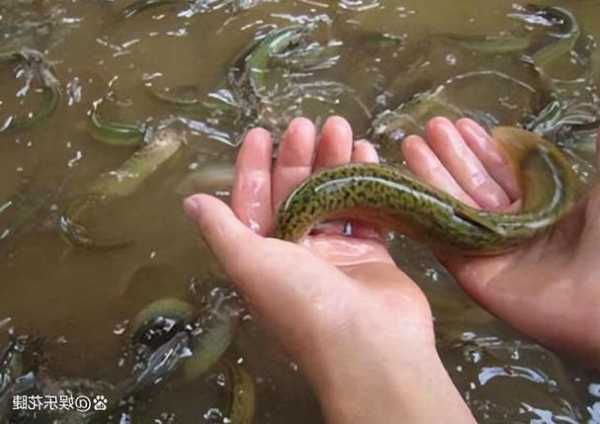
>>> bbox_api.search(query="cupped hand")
[401,117,600,369]
[184,116,474,423]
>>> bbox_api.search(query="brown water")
[1,0,599,422]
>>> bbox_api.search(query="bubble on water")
[338,0,380,12]
[461,332,476,342]
[446,54,457,66]
[154,412,176,424]
[216,372,226,387]
[113,320,129,336]
[203,407,224,421]
[463,345,482,363]
[478,365,549,386]
[424,267,439,282]
[67,150,83,168]
[522,402,580,424]
[589,402,600,422]
[0,318,11,330]
[66,77,82,106]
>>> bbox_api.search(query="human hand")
[401,117,600,369]
[184,116,475,423]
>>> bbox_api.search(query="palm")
[231,115,599,366]
[223,116,435,365]
[444,191,599,360]
[232,116,394,267]
[401,118,600,365]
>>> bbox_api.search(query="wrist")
[283,261,475,423]
[315,346,475,424]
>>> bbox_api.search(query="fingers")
[231,128,273,236]
[402,135,479,208]
[455,118,521,201]
[272,117,317,210]
[233,117,366,237]
[183,193,351,359]
[185,194,336,309]
[184,194,262,273]
[425,117,511,210]
[313,116,353,170]
[351,139,379,163]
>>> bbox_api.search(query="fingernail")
[431,117,459,141]
[183,195,205,220]
[480,189,509,211]
[465,120,490,141]
[327,115,352,134]
[289,116,311,132]
[429,116,453,132]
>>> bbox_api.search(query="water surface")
[1,0,599,422]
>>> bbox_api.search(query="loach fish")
[0,48,61,131]
[274,127,576,255]
[59,128,183,248]
[87,103,146,147]
[231,25,311,99]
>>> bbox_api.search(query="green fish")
[0,49,61,131]
[59,128,184,248]
[274,127,576,255]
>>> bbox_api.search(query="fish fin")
[455,207,507,236]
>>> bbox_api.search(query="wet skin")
[184,116,600,424]
[273,126,575,253]
[403,117,600,368]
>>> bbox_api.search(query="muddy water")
[1,0,599,422]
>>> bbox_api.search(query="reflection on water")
[0,0,599,422]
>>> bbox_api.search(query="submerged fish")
[274,127,575,255]
[87,103,146,147]
[0,48,61,131]
[59,128,184,248]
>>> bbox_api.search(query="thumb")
[183,194,260,275]
[183,194,351,346]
